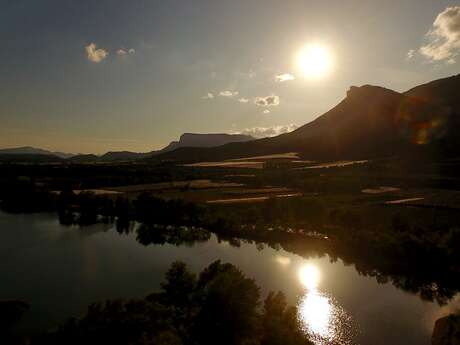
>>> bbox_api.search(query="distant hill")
[0,146,74,159]
[99,151,151,161]
[152,74,460,162]
[68,133,255,162]
[159,133,255,153]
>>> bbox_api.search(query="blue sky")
[1,0,459,153]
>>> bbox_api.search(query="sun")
[296,43,334,79]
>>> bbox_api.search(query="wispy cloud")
[254,95,280,107]
[419,6,460,64]
[219,90,239,97]
[202,92,214,100]
[238,98,249,103]
[85,43,108,63]
[275,73,295,82]
[233,124,298,138]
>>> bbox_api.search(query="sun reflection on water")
[298,264,320,290]
[297,263,355,345]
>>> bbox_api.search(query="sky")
[1,0,459,154]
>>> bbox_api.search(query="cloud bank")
[85,43,108,63]
[254,95,280,107]
[419,6,460,63]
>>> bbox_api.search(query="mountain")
[403,74,460,154]
[151,74,460,162]
[159,133,255,153]
[405,74,460,109]
[0,146,74,159]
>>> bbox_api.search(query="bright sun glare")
[298,264,320,290]
[296,43,333,79]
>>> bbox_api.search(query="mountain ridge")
[159,133,254,153]
[151,74,460,162]
[0,146,75,159]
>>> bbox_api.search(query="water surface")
[0,211,458,344]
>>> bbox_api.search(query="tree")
[161,261,196,307]
[194,260,261,345]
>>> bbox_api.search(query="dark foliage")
[32,261,312,345]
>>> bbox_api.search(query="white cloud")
[85,43,108,63]
[234,124,299,138]
[219,90,239,97]
[202,93,214,100]
[419,6,460,63]
[117,48,135,57]
[254,95,280,107]
[406,49,415,60]
[238,98,249,103]
[263,109,270,114]
[275,73,295,82]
